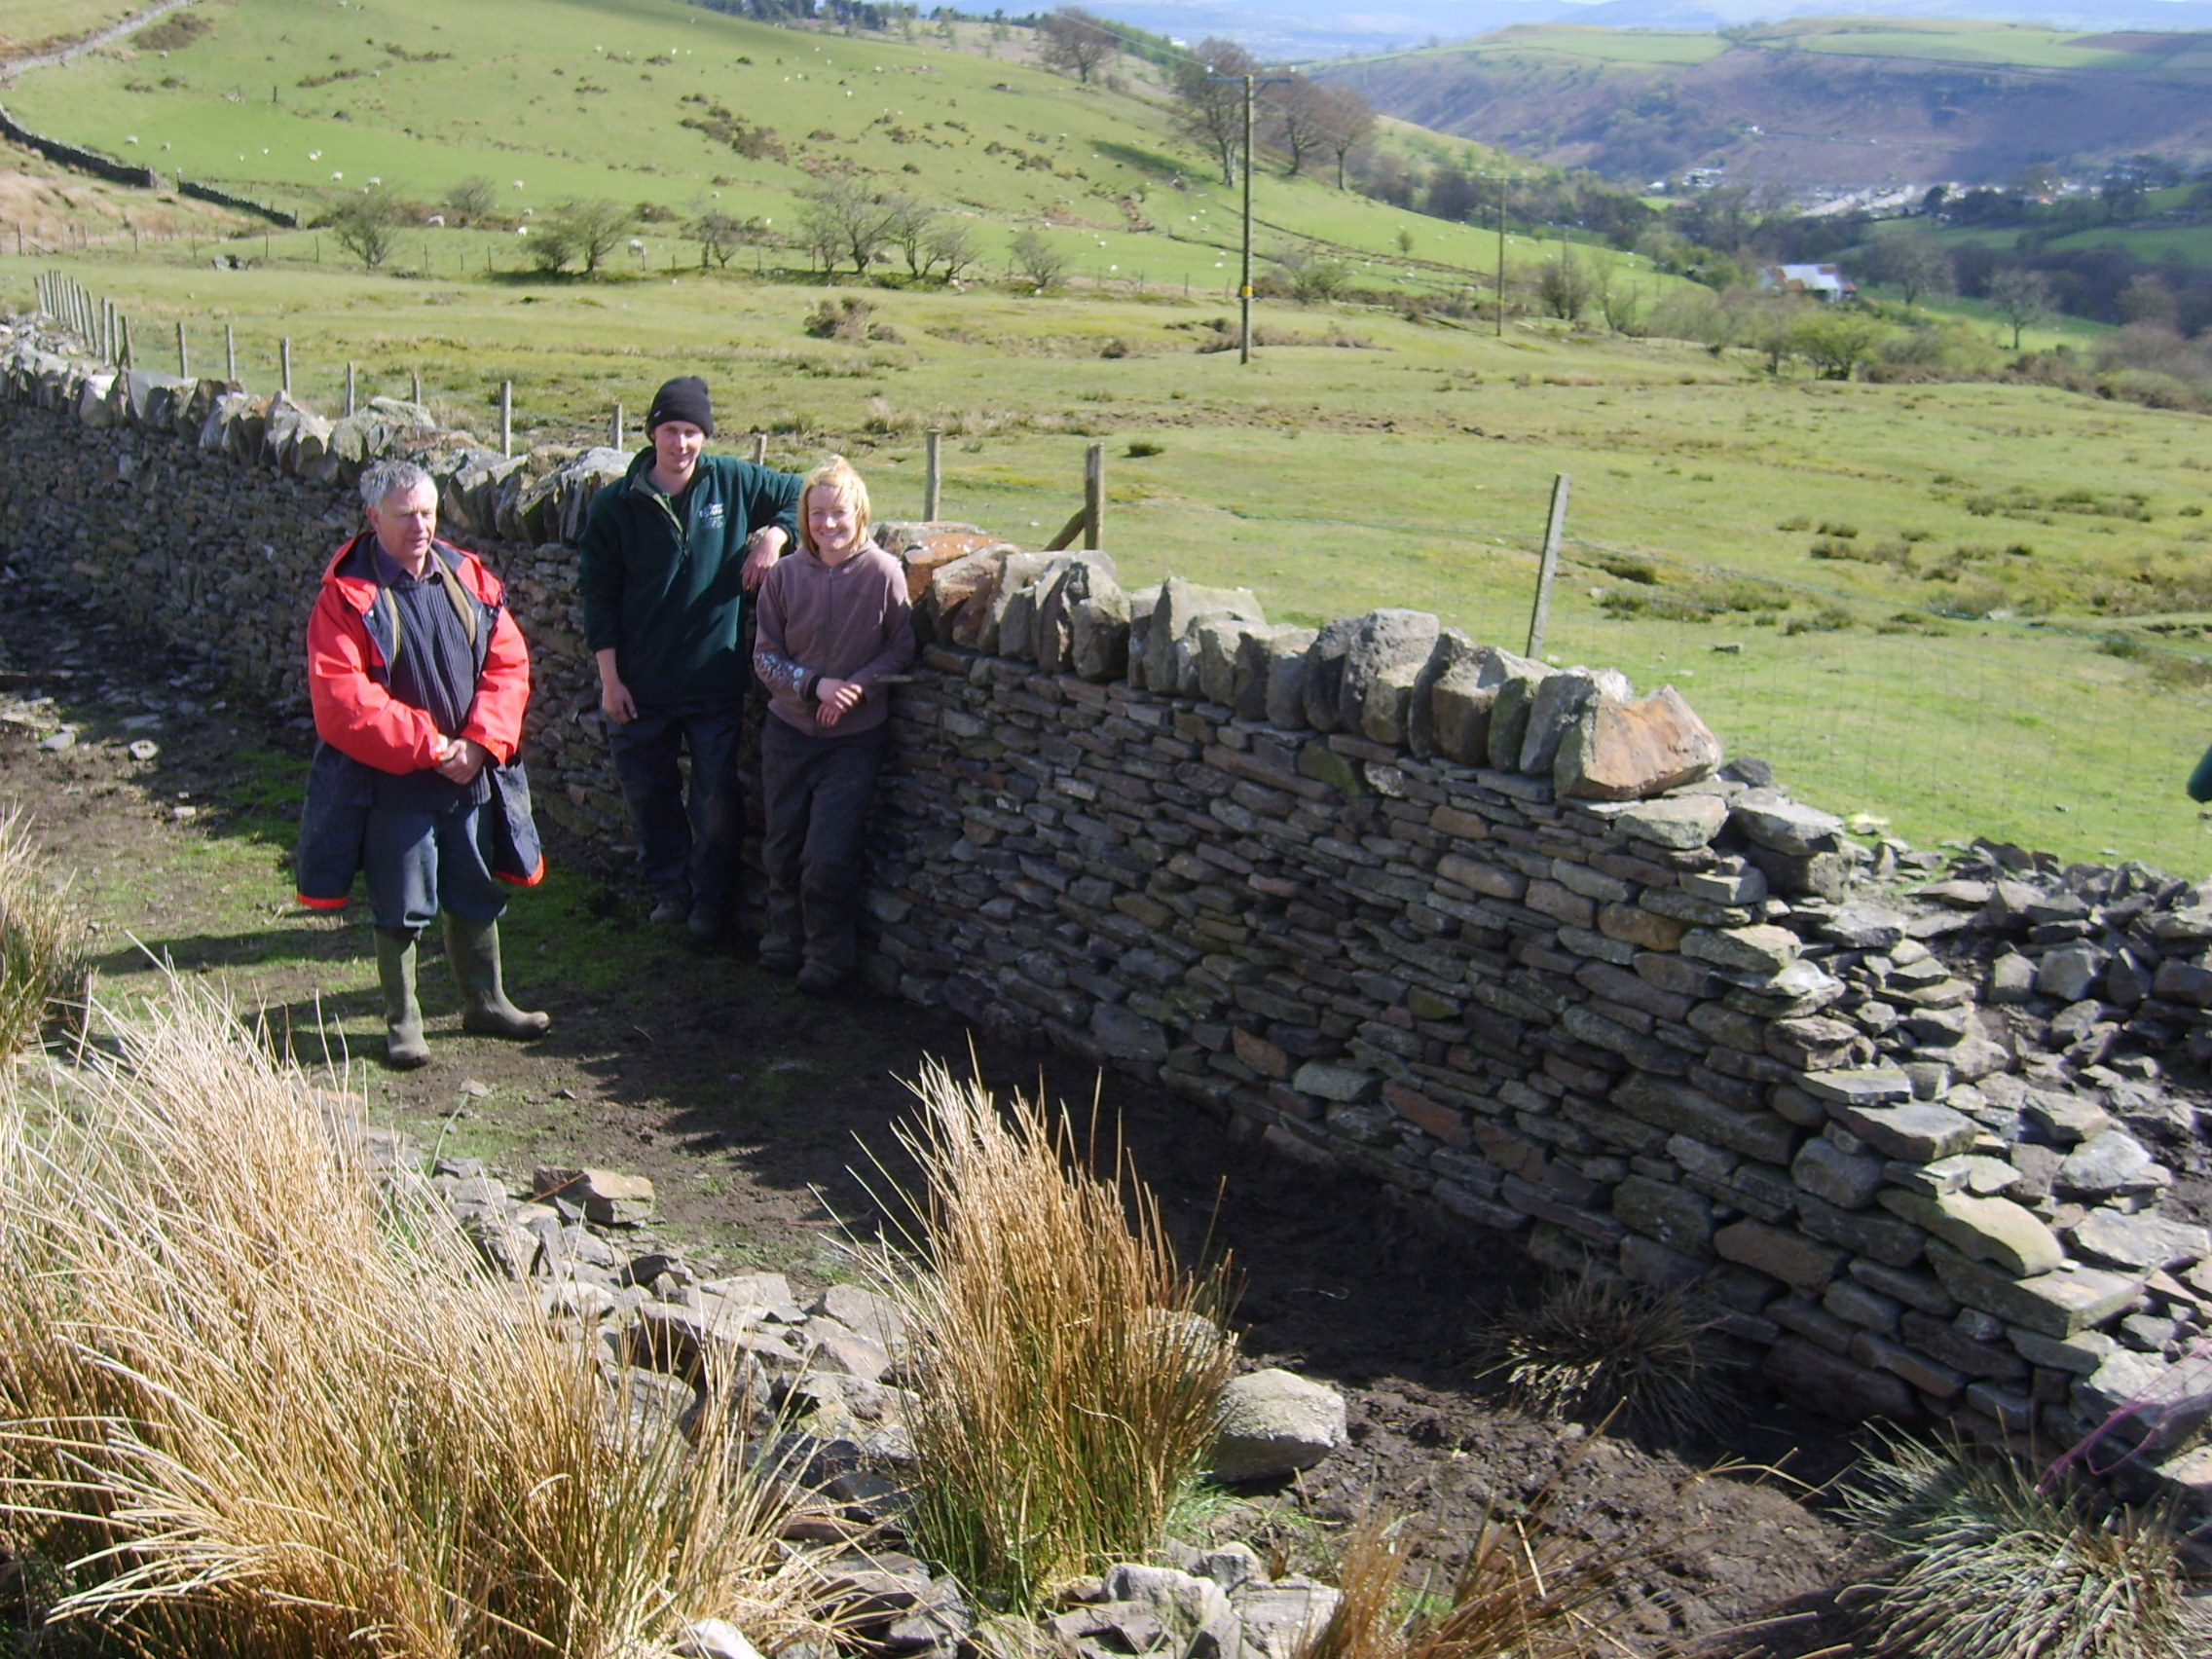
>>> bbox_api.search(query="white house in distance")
[1756,263,1857,302]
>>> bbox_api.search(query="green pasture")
[0,0,141,53]
[1431,25,1729,66]
[0,0,1655,302]
[16,236,2212,871]
[1765,26,2171,70]
[2038,225,2212,266]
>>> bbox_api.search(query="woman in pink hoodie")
[752,457,916,992]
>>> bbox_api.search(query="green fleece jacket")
[577,450,803,708]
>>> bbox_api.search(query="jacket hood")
[319,535,501,610]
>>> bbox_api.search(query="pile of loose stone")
[371,1129,1350,1659]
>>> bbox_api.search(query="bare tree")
[1788,309,1891,380]
[324,183,407,270]
[1009,228,1067,291]
[1265,75,1329,178]
[692,210,766,271]
[1863,230,1952,306]
[1172,37,1257,186]
[1988,267,2053,350]
[798,178,898,277]
[883,194,941,278]
[548,198,633,276]
[1312,85,1374,191]
[927,219,978,283]
[1037,6,1117,84]
[1535,244,1596,321]
[443,176,498,225]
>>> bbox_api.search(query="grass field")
[0,0,1662,305]
[1767,26,2173,71]
[0,0,144,58]
[18,236,2212,870]
[1417,25,1730,66]
[6,0,2212,871]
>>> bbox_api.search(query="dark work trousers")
[608,701,745,915]
[758,716,889,976]
[363,796,507,935]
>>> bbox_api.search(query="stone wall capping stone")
[7,316,2210,1477]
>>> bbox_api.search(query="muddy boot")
[443,914,551,1040]
[374,927,431,1070]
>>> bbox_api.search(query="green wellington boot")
[443,915,552,1040]
[373,928,431,1070]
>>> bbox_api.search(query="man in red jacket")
[299,458,548,1068]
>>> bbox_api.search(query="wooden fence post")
[500,380,512,458]
[752,432,767,464]
[1083,440,1103,551]
[175,320,188,377]
[411,367,422,404]
[224,323,236,382]
[1525,473,1570,660]
[923,427,941,521]
[609,403,623,449]
[280,337,292,397]
[345,360,355,418]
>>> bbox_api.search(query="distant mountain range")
[1088,0,2212,60]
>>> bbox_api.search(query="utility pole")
[1205,68,1290,365]
[1239,73,1253,364]
[1496,176,1507,338]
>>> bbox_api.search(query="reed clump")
[0,807,87,1059]
[868,1059,1238,1612]
[1473,1274,1730,1442]
[0,981,822,1658]
[1838,1434,2208,1659]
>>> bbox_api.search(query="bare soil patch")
[0,581,1868,1654]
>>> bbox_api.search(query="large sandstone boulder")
[1071,586,1132,682]
[1197,615,1268,708]
[1300,616,1361,733]
[1209,1368,1346,1482]
[1336,609,1440,741]
[1235,624,1312,721]
[918,550,1002,645]
[1145,576,1263,697]
[549,446,631,544]
[1553,685,1722,800]
[877,522,1016,603]
[1419,638,1544,764]
[1519,667,1631,776]
[1035,555,1118,676]
[441,450,524,538]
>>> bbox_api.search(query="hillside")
[1315,18,2212,186]
[0,0,1648,301]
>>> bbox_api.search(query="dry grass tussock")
[863,1058,1238,1612]
[1837,1433,2209,1659]
[0,980,825,1658]
[1299,1461,1668,1659]
[0,807,88,1061]
[1473,1275,1732,1443]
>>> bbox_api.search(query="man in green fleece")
[578,377,802,940]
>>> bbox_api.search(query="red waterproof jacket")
[306,535,530,772]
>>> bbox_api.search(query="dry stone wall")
[5,320,2212,1504]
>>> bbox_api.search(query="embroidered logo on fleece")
[699,501,726,530]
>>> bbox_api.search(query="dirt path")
[0,578,1865,1655]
